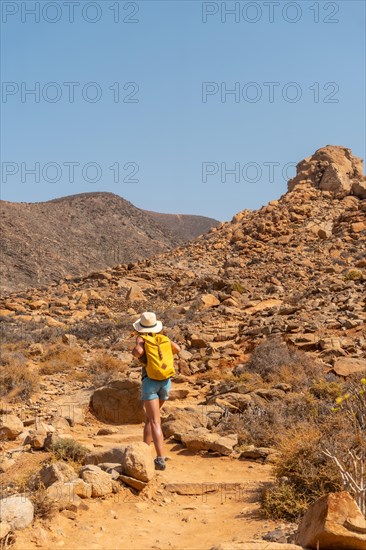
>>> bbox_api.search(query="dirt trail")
[13,420,279,550]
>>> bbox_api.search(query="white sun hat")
[133,311,163,333]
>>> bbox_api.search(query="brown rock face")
[296,491,366,550]
[288,145,366,198]
[89,378,144,424]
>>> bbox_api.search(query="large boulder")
[79,465,113,497]
[39,461,78,488]
[0,496,34,530]
[296,491,366,550]
[123,442,155,482]
[161,406,209,441]
[84,443,155,483]
[46,482,84,511]
[90,378,144,424]
[333,358,366,377]
[352,178,366,199]
[23,430,48,450]
[288,145,366,198]
[181,427,238,456]
[84,446,126,466]
[0,415,24,440]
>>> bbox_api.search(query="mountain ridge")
[0,192,219,294]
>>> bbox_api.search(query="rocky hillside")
[0,192,219,295]
[1,146,365,365]
[0,145,365,550]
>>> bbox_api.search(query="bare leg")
[143,399,165,457]
[143,417,153,446]
[143,400,165,445]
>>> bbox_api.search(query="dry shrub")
[323,378,366,514]
[30,483,58,520]
[217,390,325,447]
[261,481,310,520]
[39,343,83,375]
[310,379,344,400]
[344,269,363,281]
[0,350,39,400]
[70,370,89,382]
[0,530,15,549]
[89,351,127,386]
[262,423,343,521]
[70,318,131,344]
[0,318,61,345]
[245,335,322,387]
[196,368,231,382]
[50,437,88,463]
[197,366,259,384]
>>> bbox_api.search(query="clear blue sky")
[1,0,365,220]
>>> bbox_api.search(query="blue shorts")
[141,377,172,401]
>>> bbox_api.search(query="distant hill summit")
[0,192,219,294]
[143,210,219,243]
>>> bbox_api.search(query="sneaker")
[154,457,166,471]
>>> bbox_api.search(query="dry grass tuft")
[30,483,58,520]
[89,351,128,386]
[262,423,343,521]
[0,349,39,400]
[39,343,84,375]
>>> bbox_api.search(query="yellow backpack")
[141,334,175,381]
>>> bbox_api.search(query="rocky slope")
[0,192,219,295]
[1,147,365,357]
[0,145,365,550]
[1,146,365,363]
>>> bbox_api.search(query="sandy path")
[14,434,278,550]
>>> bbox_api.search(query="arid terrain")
[0,193,219,294]
[0,145,365,550]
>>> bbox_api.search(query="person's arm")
[171,340,181,355]
[132,336,145,359]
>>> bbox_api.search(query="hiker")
[132,311,180,471]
